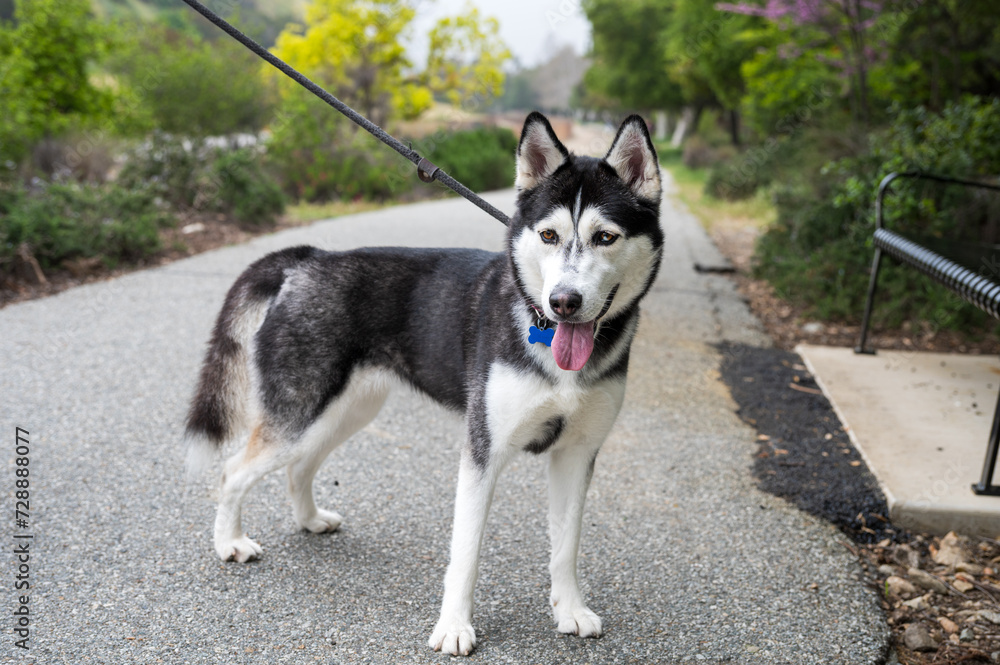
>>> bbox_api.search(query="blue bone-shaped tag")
[529,325,554,346]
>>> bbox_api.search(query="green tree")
[109,23,278,137]
[582,0,684,114]
[425,7,511,109]
[0,0,115,164]
[271,0,432,126]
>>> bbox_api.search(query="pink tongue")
[551,320,595,371]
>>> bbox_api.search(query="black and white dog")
[185,112,663,655]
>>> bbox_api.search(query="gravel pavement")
[1,187,889,663]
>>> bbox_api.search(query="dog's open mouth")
[552,320,595,371]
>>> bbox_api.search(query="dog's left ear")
[605,115,661,202]
[516,112,570,192]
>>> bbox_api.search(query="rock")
[953,579,974,593]
[878,564,897,577]
[956,561,984,575]
[938,617,959,634]
[980,610,1000,625]
[182,222,206,234]
[960,627,975,642]
[991,650,999,662]
[908,567,949,594]
[801,322,824,334]
[885,575,918,597]
[894,545,921,569]
[933,531,971,568]
[904,623,939,652]
[902,594,931,611]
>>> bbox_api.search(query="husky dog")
[185,112,663,656]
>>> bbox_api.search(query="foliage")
[754,97,1000,329]
[425,8,511,109]
[582,0,685,113]
[108,23,278,137]
[0,182,169,272]
[418,127,517,193]
[267,91,406,202]
[209,148,285,227]
[118,133,285,226]
[0,0,116,164]
[271,0,432,126]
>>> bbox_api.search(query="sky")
[406,0,592,69]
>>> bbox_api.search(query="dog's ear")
[516,112,569,192]
[605,115,661,202]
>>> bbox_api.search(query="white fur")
[430,362,625,654]
[512,204,659,325]
[212,369,394,562]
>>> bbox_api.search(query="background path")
[1,186,888,663]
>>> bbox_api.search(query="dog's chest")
[483,362,625,453]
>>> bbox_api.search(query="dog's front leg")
[547,444,603,637]
[429,452,501,656]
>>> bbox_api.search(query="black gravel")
[717,342,904,544]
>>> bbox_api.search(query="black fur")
[186,113,663,473]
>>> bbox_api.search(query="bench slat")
[874,228,1000,319]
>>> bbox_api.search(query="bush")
[420,126,518,193]
[108,23,277,138]
[0,182,170,272]
[119,133,285,226]
[754,96,1000,330]
[209,148,285,227]
[268,93,407,202]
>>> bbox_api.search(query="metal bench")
[855,171,1000,496]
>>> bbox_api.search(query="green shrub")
[754,96,1000,331]
[0,183,170,271]
[420,126,518,193]
[209,148,285,227]
[119,134,285,226]
[268,93,406,202]
[118,132,202,208]
[108,23,277,138]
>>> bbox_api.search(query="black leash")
[178,0,511,226]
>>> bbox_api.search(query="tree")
[582,0,684,114]
[271,0,432,126]
[109,23,278,137]
[0,0,115,163]
[716,0,890,125]
[425,7,511,110]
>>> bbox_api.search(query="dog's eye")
[540,229,559,244]
[594,231,618,246]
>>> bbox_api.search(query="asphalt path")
[1,185,888,663]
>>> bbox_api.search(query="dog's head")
[509,112,663,370]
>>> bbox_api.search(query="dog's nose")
[549,290,582,318]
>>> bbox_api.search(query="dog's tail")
[184,245,317,477]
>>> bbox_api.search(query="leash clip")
[417,157,439,183]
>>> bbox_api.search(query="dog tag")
[529,325,554,346]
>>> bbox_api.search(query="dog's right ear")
[516,112,569,192]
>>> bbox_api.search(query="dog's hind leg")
[547,444,604,637]
[286,371,390,534]
[214,423,296,562]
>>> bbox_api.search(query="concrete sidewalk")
[799,344,1000,538]
[0,188,887,663]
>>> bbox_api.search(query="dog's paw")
[299,509,343,534]
[428,618,477,656]
[554,604,602,638]
[215,535,263,563]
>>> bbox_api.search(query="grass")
[283,199,391,225]
[656,144,776,234]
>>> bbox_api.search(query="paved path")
[1,188,888,663]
